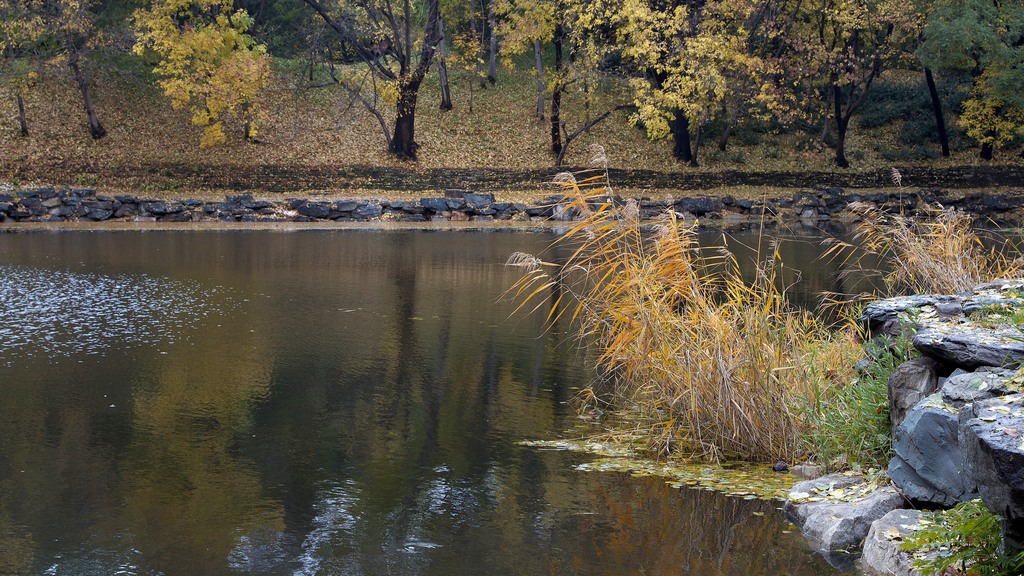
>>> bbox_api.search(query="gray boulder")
[791,463,826,480]
[141,201,183,215]
[785,475,905,570]
[973,279,1024,292]
[463,192,495,209]
[889,393,976,506]
[353,203,383,219]
[960,394,1024,553]
[674,196,723,216]
[332,200,360,213]
[941,367,1016,407]
[859,508,927,576]
[889,357,940,436]
[296,201,331,219]
[859,294,961,336]
[419,197,449,213]
[963,280,1024,315]
[914,325,1024,370]
[551,203,577,221]
[963,297,1024,316]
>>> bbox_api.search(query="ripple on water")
[0,264,233,366]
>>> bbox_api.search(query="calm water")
[0,230,848,576]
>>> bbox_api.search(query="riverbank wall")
[2,186,1023,226]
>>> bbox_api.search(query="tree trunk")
[819,87,832,145]
[533,39,544,120]
[240,102,256,142]
[388,0,440,159]
[718,103,740,151]
[437,16,453,111]
[7,43,29,137]
[391,79,422,159]
[833,84,850,169]
[671,110,692,162]
[550,22,563,154]
[690,123,703,167]
[16,94,28,137]
[486,0,497,84]
[925,68,949,157]
[472,19,486,88]
[981,141,994,161]
[718,124,733,152]
[554,104,628,166]
[68,50,106,140]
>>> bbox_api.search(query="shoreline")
[3,182,1024,231]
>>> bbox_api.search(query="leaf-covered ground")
[1,57,1021,202]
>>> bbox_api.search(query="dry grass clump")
[827,207,1024,297]
[508,167,860,462]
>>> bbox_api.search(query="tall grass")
[827,207,1024,297]
[508,169,860,462]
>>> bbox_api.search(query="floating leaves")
[519,439,795,501]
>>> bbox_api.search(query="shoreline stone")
[859,509,927,576]
[4,185,1024,227]
[889,393,977,507]
[784,475,905,570]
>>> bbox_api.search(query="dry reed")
[508,171,859,462]
[826,207,1024,297]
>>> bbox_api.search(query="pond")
[0,229,854,575]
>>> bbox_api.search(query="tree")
[787,0,922,167]
[302,0,441,159]
[612,0,723,165]
[551,9,630,166]
[133,0,272,147]
[609,0,774,165]
[485,0,498,83]
[436,13,453,110]
[918,0,1024,160]
[923,67,951,157]
[0,0,43,137]
[494,0,553,120]
[42,0,107,139]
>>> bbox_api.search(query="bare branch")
[301,0,397,80]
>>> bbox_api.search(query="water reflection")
[0,230,847,575]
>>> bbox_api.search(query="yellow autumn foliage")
[133,0,270,147]
[960,72,1024,150]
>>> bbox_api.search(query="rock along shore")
[1,185,1023,226]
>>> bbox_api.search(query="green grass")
[801,331,912,471]
[903,500,1024,576]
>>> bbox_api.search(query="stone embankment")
[786,280,1024,574]
[1,185,1022,225]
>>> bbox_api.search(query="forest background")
[0,0,1022,199]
